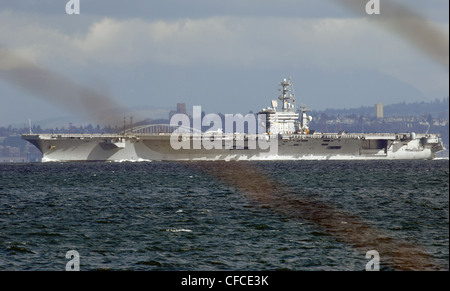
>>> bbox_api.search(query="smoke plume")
[0,46,129,127]
[195,162,443,270]
[335,0,449,69]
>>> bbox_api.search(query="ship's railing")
[287,132,439,140]
[25,133,124,139]
[126,124,202,134]
[23,131,440,140]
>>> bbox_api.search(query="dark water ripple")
[0,160,448,270]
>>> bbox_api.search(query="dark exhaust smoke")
[335,0,449,69]
[0,46,129,128]
[195,162,443,270]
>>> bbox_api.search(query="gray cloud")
[0,1,448,125]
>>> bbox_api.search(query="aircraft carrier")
[22,78,445,162]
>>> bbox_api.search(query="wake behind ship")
[22,79,445,162]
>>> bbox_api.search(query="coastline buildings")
[169,103,187,120]
[1,98,449,162]
[375,102,384,119]
[0,136,41,162]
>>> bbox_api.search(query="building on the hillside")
[375,102,383,119]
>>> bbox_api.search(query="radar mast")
[278,78,295,112]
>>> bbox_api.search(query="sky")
[0,0,448,127]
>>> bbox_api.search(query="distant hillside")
[317,97,449,118]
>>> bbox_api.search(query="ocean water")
[0,160,448,271]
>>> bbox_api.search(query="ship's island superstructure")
[22,78,445,161]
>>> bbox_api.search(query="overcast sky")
[0,0,448,126]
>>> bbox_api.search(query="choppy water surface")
[0,160,448,271]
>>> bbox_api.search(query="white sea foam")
[41,157,61,162]
[114,158,152,163]
[166,228,193,233]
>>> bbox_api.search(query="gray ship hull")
[22,132,444,162]
[22,78,445,162]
